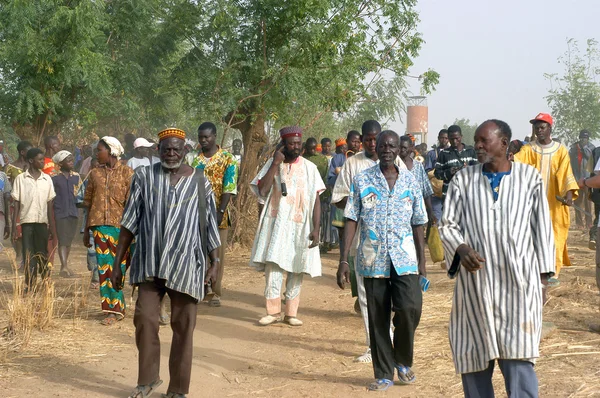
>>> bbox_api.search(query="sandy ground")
[0,230,599,398]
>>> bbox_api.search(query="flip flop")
[367,378,394,391]
[128,380,163,398]
[395,364,416,385]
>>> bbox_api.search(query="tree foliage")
[545,38,600,145]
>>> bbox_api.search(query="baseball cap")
[133,137,154,149]
[529,113,553,125]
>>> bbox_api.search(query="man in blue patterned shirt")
[337,130,427,391]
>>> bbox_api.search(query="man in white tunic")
[250,126,325,327]
[438,120,555,398]
[332,120,406,363]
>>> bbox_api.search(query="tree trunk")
[230,112,269,246]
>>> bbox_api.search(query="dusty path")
[1,231,599,397]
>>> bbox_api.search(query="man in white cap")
[127,138,160,170]
[51,150,82,278]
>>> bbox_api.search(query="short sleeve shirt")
[345,165,427,278]
[52,172,83,219]
[11,170,56,224]
[409,161,434,198]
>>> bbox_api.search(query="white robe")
[250,157,325,277]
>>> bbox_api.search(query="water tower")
[406,96,428,145]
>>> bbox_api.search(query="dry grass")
[0,248,89,363]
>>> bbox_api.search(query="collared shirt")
[11,170,56,224]
[345,165,427,278]
[82,162,134,227]
[122,164,221,300]
[186,148,238,229]
[434,145,478,197]
[52,171,83,219]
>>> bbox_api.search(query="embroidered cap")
[279,126,303,139]
[158,128,186,142]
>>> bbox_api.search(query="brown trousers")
[134,278,198,395]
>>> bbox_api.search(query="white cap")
[133,137,154,149]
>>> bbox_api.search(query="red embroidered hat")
[529,113,553,125]
[279,126,303,139]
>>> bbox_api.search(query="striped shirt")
[433,145,478,197]
[121,164,221,301]
[438,163,555,374]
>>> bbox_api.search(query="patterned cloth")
[43,157,59,177]
[434,146,478,197]
[482,170,511,201]
[345,165,427,278]
[0,172,12,214]
[93,225,132,317]
[121,164,221,301]
[438,163,555,374]
[249,157,325,277]
[186,148,238,229]
[82,162,134,228]
[408,161,434,198]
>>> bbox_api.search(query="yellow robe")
[515,141,579,275]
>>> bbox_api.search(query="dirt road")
[1,231,599,397]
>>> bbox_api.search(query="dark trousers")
[590,202,600,241]
[461,359,538,398]
[364,271,422,380]
[134,278,198,395]
[21,223,49,288]
[575,189,592,227]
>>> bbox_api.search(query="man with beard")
[249,126,325,327]
[112,128,221,398]
[439,120,554,397]
[332,120,406,364]
[515,113,578,284]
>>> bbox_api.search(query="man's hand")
[577,178,587,189]
[4,225,9,240]
[456,244,485,273]
[205,262,219,285]
[112,263,123,291]
[308,229,319,248]
[217,212,224,227]
[83,228,93,248]
[336,261,350,289]
[11,226,17,243]
[563,190,574,206]
[450,167,461,176]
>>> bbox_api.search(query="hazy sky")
[389,0,599,145]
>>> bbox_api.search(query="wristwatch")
[219,209,225,214]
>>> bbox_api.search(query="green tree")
[545,38,600,145]
[444,118,478,145]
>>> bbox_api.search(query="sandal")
[368,378,394,391]
[547,277,560,287]
[354,348,372,363]
[128,379,163,398]
[395,364,416,385]
[90,282,100,289]
[208,297,221,307]
[159,314,170,326]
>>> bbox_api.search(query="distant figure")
[507,140,524,162]
[569,130,594,229]
[439,120,554,398]
[43,136,61,177]
[321,137,333,159]
[51,151,82,278]
[77,144,93,175]
[231,139,243,164]
[0,140,12,169]
[304,138,332,253]
[250,126,324,327]
[514,113,578,284]
[123,132,136,160]
[434,125,478,199]
[126,138,160,170]
[425,129,449,224]
[12,148,56,291]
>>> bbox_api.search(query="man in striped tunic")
[111,128,221,398]
[439,120,555,398]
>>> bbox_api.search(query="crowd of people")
[0,111,598,397]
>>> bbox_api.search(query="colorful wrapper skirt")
[92,226,132,317]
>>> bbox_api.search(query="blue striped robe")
[121,164,221,301]
[438,163,555,374]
